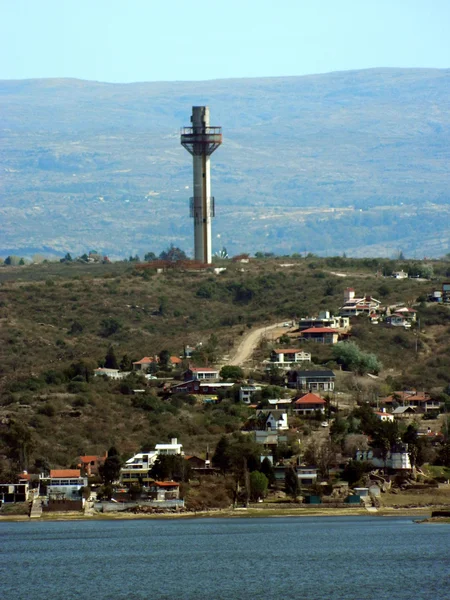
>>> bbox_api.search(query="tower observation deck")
[181,106,222,264]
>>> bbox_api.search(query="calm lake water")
[1,516,449,600]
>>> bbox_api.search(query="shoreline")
[0,505,436,523]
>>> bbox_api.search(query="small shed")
[345,495,362,505]
[303,495,322,505]
[354,487,369,497]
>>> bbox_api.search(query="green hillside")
[0,255,449,477]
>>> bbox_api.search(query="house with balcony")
[339,288,381,318]
[269,348,312,368]
[239,385,262,404]
[287,369,335,392]
[183,367,220,381]
[298,312,350,332]
[47,469,88,500]
[148,481,180,501]
[300,328,340,344]
[120,438,183,485]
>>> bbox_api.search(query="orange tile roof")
[133,356,155,365]
[170,356,182,364]
[273,349,302,354]
[79,455,105,463]
[154,481,180,487]
[294,392,326,405]
[50,469,81,478]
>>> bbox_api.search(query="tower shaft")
[181,106,222,264]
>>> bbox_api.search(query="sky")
[1,0,450,83]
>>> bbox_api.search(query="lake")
[1,516,448,599]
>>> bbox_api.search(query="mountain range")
[1,68,450,258]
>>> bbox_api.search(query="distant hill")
[1,68,450,258]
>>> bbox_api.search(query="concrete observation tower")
[180,107,222,264]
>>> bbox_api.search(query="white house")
[47,469,88,500]
[94,368,130,380]
[374,410,394,422]
[120,438,184,484]
[298,312,350,331]
[269,348,311,367]
[183,367,220,381]
[257,410,289,431]
[339,288,381,318]
[239,385,262,404]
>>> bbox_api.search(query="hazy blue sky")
[2,0,449,82]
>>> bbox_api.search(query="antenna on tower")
[181,107,222,264]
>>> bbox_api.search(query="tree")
[212,436,232,473]
[159,296,168,316]
[68,320,83,335]
[159,244,187,262]
[158,349,171,370]
[220,365,244,381]
[332,342,381,375]
[99,447,122,485]
[100,317,121,337]
[341,460,372,486]
[144,252,157,261]
[104,345,119,369]
[285,466,300,500]
[150,455,189,482]
[250,471,268,501]
[260,457,276,487]
[119,354,133,372]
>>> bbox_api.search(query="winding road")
[226,322,287,366]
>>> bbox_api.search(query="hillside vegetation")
[1,68,450,258]
[0,254,449,477]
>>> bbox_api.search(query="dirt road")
[226,322,286,366]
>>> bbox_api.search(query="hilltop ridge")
[1,68,450,258]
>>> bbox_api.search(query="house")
[254,431,287,449]
[94,368,129,380]
[292,392,326,415]
[385,313,411,328]
[78,453,107,477]
[298,312,350,331]
[394,307,417,322]
[256,410,288,431]
[239,385,262,404]
[392,406,416,418]
[356,443,412,470]
[184,455,209,469]
[47,469,88,500]
[392,270,408,279]
[287,369,335,392]
[380,390,440,413]
[296,467,318,486]
[300,328,340,344]
[269,348,312,366]
[132,356,156,371]
[170,380,234,395]
[155,438,183,456]
[0,482,30,504]
[183,367,220,381]
[374,410,394,423]
[120,452,158,484]
[148,481,180,501]
[133,355,182,372]
[339,288,381,318]
[120,438,184,485]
